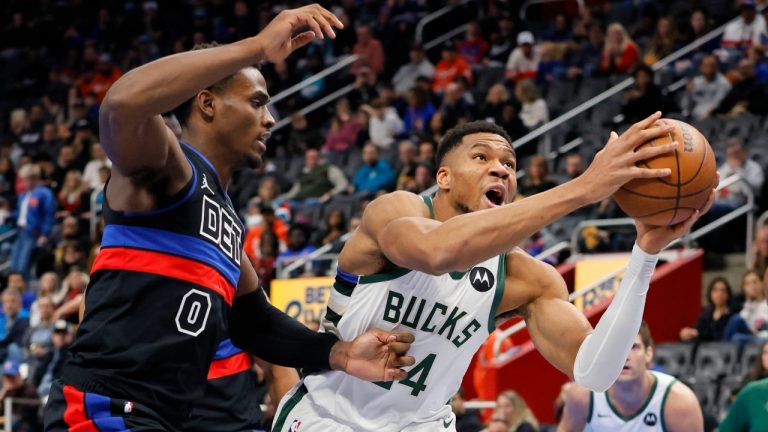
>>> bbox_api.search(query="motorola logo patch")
[643,413,658,426]
[469,267,494,292]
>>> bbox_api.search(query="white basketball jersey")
[587,371,677,432]
[302,197,506,431]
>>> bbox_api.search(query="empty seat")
[694,342,740,380]
[737,343,763,376]
[654,343,694,378]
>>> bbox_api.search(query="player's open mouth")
[484,186,505,206]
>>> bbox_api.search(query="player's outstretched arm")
[662,382,704,432]
[231,253,415,381]
[99,4,342,177]
[361,113,677,275]
[557,384,590,432]
[498,189,714,392]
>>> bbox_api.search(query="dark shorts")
[43,379,177,432]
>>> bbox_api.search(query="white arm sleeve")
[573,243,658,392]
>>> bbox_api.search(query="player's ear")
[436,165,451,190]
[196,90,215,121]
[645,345,654,366]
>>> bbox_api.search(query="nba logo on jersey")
[123,401,133,413]
[643,412,658,426]
[289,419,301,431]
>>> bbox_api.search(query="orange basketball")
[612,118,717,226]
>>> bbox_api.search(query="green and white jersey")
[587,371,677,432]
[302,196,506,431]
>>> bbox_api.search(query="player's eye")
[473,154,486,161]
[503,161,515,169]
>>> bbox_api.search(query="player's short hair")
[171,42,242,127]
[435,121,514,168]
[639,321,654,349]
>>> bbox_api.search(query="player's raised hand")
[635,172,718,253]
[251,4,343,63]
[332,329,416,381]
[578,112,678,203]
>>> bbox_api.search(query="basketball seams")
[633,206,700,219]
[617,183,713,200]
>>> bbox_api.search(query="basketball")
[613,118,717,226]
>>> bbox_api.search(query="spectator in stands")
[599,23,639,76]
[285,112,323,156]
[485,390,538,432]
[642,16,681,66]
[362,98,403,152]
[457,21,490,66]
[713,58,768,116]
[313,208,347,252]
[752,222,768,276]
[497,103,529,142]
[395,140,418,191]
[519,154,557,197]
[621,63,675,124]
[278,224,317,276]
[33,319,72,401]
[55,170,89,218]
[11,164,55,281]
[392,44,434,96]
[566,22,605,81]
[440,82,475,131]
[78,52,122,102]
[6,272,34,313]
[52,269,88,323]
[0,359,40,431]
[351,24,385,76]
[542,13,573,43]
[433,41,472,94]
[402,87,436,135]
[515,79,549,131]
[0,288,29,362]
[720,0,766,59]
[418,140,436,164]
[51,144,81,192]
[81,142,111,190]
[451,388,484,432]
[0,157,16,203]
[563,153,585,181]
[682,55,732,120]
[745,341,768,385]
[408,162,436,194]
[25,296,55,371]
[559,322,703,431]
[281,148,349,204]
[536,42,565,95]
[480,83,510,124]
[505,31,540,84]
[719,375,768,431]
[716,138,765,210]
[253,230,279,293]
[352,142,395,196]
[323,98,363,154]
[349,66,380,109]
[484,16,515,66]
[723,270,768,342]
[29,273,58,328]
[244,204,288,266]
[248,176,290,224]
[679,276,734,342]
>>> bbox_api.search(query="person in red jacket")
[600,23,639,75]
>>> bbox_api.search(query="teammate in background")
[558,322,703,431]
[273,116,716,431]
[44,5,414,431]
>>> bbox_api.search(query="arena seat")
[654,342,694,378]
[692,342,740,381]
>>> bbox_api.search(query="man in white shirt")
[392,44,435,95]
[682,55,731,120]
[362,99,404,151]
[81,142,112,190]
[717,138,764,208]
[505,31,540,83]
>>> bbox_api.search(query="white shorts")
[272,383,457,432]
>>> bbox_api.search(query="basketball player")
[557,322,703,431]
[44,5,415,431]
[273,118,716,431]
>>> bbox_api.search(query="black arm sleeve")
[230,288,338,370]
